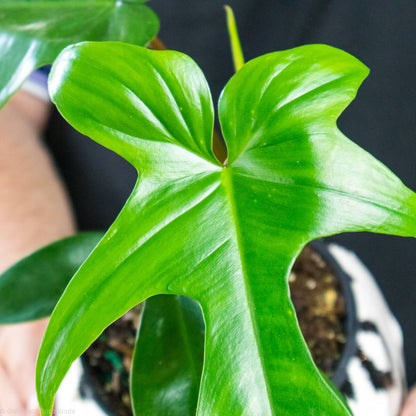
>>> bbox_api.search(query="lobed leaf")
[37,42,416,415]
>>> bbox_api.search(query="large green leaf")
[0,232,102,324]
[37,42,416,415]
[0,0,159,107]
[131,295,204,416]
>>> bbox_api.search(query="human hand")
[0,319,48,415]
[0,90,74,415]
[401,387,416,416]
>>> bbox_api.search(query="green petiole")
[224,5,245,72]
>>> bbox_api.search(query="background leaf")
[0,232,102,324]
[0,0,159,107]
[37,42,416,415]
[131,295,204,416]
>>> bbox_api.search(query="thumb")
[401,387,416,416]
[0,364,23,410]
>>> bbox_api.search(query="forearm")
[0,90,75,272]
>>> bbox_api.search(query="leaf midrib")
[221,166,275,416]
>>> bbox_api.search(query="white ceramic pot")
[328,243,406,416]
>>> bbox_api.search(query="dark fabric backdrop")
[45,1,416,384]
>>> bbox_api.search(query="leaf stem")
[224,5,244,72]
[149,36,167,51]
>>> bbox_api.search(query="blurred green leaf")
[0,0,159,107]
[131,295,204,416]
[37,42,416,415]
[0,232,103,324]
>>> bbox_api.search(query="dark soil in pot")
[81,242,349,416]
[290,244,348,375]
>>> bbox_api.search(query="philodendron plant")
[0,4,416,416]
[33,36,416,416]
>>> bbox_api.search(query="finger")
[0,363,24,411]
[401,387,416,416]
[1,318,48,408]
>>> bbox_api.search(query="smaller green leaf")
[0,232,103,324]
[130,295,204,416]
[0,0,159,107]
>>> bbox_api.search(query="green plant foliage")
[0,232,102,324]
[0,0,159,107]
[37,41,416,415]
[131,295,204,416]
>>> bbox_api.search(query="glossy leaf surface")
[37,42,416,415]
[0,233,102,324]
[131,295,204,416]
[0,0,158,107]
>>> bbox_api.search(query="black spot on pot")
[357,349,393,389]
[340,379,354,399]
[360,321,379,333]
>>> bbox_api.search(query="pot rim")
[310,239,358,388]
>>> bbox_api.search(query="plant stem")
[149,37,167,51]
[224,5,244,72]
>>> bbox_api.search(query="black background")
[46,0,416,384]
